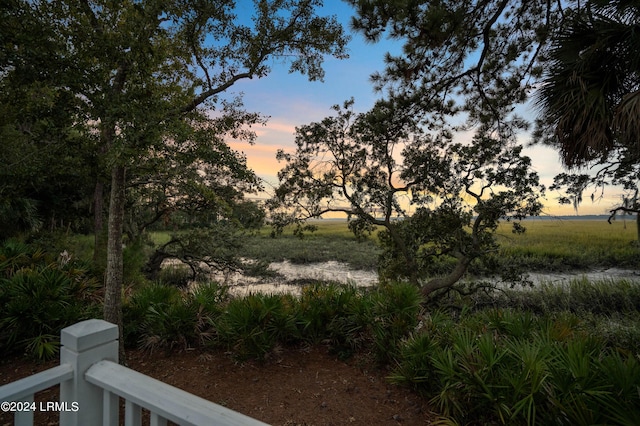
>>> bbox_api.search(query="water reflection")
[178,258,640,296]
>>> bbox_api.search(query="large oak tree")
[272,99,543,296]
[2,0,348,342]
[271,0,567,294]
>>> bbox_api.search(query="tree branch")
[179,72,254,114]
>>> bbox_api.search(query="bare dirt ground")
[1,346,435,425]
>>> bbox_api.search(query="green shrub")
[369,282,421,363]
[139,298,198,353]
[391,308,640,425]
[544,338,610,425]
[211,293,298,361]
[295,283,371,358]
[209,283,380,361]
[481,308,538,338]
[388,333,438,392]
[125,283,181,322]
[123,282,227,352]
[595,352,640,425]
[124,283,190,351]
[0,239,48,277]
[190,281,229,317]
[189,281,230,344]
[0,243,101,360]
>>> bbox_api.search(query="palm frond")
[536,3,640,167]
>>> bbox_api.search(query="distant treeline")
[528,215,627,221]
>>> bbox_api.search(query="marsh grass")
[150,222,381,270]
[149,219,640,273]
[496,219,640,269]
[238,222,381,270]
[467,278,640,316]
[249,219,640,272]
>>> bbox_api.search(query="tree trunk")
[144,249,169,281]
[94,182,103,236]
[421,256,472,298]
[104,165,126,363]
[93,181,106,266]
[385,222,421,286]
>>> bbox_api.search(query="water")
[177,259,640,296]
[217,260,377,296]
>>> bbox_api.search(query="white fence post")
[59,319,119,426]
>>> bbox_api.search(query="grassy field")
[496,218,640,270]
[237,218,640,271]
[497,218,638,252]
[239,220,381,270]
[146,218,640,273]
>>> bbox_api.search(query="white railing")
[0,319,268,426]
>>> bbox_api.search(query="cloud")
[253,120,296,141]
[227,137,287,186]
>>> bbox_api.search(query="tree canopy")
[343,0,640,226]
[533,1,640,229]
[272,0,582,293]
[535,0,640,168]
[2,0,348,337]
[272,99,543,295]
[346,0,566,133]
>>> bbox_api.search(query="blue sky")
[225,2,621,216]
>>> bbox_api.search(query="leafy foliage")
[327,0,640,293]
[532,2,640,237]
[272,99,544,295]
[212,293,299,361]
[2,0,349,330]
[0,2,96,237]
[391,308,640,425]
[144,224,246,283]
[205,281,424,361]
[0,242,101,360]
[347,0,566,136]
[368,283,421,362]
[120,277,424,362]
[123,281,228,352]
[294,283,370,358]
[535,1,640,167]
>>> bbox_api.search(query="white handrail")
[85,360,268,426]
[0,363,74,426]
[0,364,74,402]
[1,320,267,426]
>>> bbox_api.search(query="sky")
[224,2,622,217]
